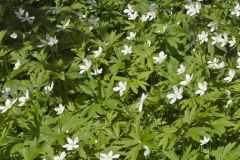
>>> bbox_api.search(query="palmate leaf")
[0,30,7,44]
[187,127,212,142]
[181,145,198,160]
[211,142,240,160]
[212,118,235,136]
[163,150,179,160]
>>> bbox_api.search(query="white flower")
[153,51,167,64]
[126,32,136,40]
[50,6,58,14]
[211,33,223,45]
[128,11,138,20]
[44,81,54,93]
[15,8,25,19]
[229,36,236,47]
[185,2,201,16]
[226,99,233,108]
[146,11,156,21]
[93,46,103,58]
[113,81,127,97]
[231,2,240,17]
[136,93,147,112]
[2,86,11,99]
[37,34,58,48]
[200,136,210,146]
[156,25,168,34]
[207,58,225,69]
[177,64,186,75]
[140,14,148,22]
[54,104,65,115]
[14,8,35,23]
[180,74,193,86]
[100,151,120,160]
[13,60,21,70]
[123,4,138,20]
[237,57,240,69]
[143,145,150,157]
[10,32,17,39]
[166,85,183,104]
[0,99,17,113]
[77,12,87,20]
[147,40,151,47]
[62,137,79,150]
[219,32,228,47]
[123,4,134,15]
[207,21,218,32]
[197,31,208,44]
[18,89,30,106]
[91,68,103,76]
[226,89,231,96]
[56,19,70,32]
[54,152,66,160]
[121,45,132,55]
[195,81,207,96]
[224,69,235,83]
[79,59,92,74]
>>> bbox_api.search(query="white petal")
[112,154,120,158]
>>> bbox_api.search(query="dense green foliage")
[0,0,240,159]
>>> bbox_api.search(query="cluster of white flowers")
[167,68,209,103]
[78,46,104,76]
[15,8,35,23]
[211,32,236,47]
[0,88,30,113]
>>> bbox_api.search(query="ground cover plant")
[0,0,240,159]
